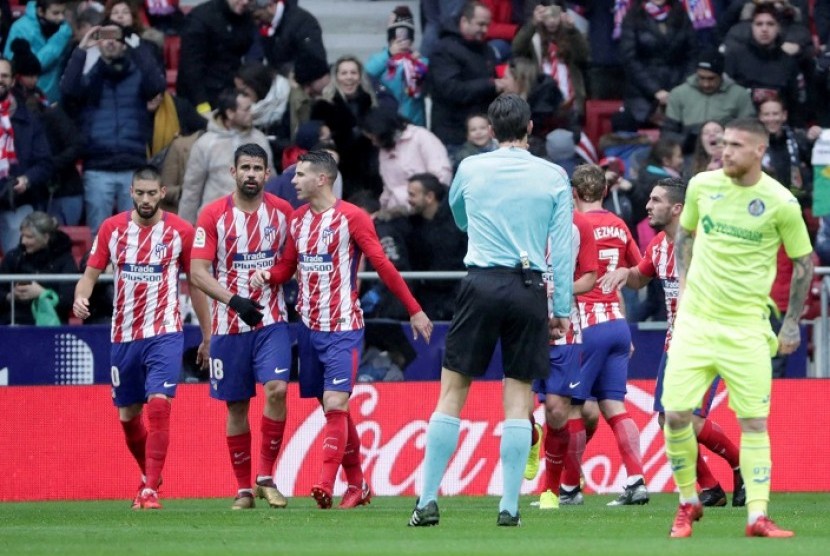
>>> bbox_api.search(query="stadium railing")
[2,268,829,377]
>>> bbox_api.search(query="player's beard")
[238,179,262,199]
[648,217,666,231]
[723,159,749,179]
[134,199,161,220]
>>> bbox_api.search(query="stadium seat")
[584,100,623,148]
[60,226,93,266]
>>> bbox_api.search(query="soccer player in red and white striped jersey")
[253,151,433,509]
[527,211,598,508]
[73,166,211,510]
[570,164,649,506]
[190,144,294,510]
[601,177,743,508]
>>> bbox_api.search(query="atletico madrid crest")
[321,228,335,245]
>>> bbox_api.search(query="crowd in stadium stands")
[2,0,830,327]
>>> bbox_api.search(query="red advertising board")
[0,380,826,501]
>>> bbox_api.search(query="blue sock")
[499,419,532,516]
[418,412,461,508]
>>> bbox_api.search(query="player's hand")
[73,297,91,320]
[228,295,264,327]
[599,268,628,292]
[251,269,271,289]
[777,318,801,355]
[549,316,569,340]
[196,339,210,370]
[410,311,433,343]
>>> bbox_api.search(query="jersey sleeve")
[637,239,658,277]
[574,215,598,276]
[448,164,468,232]
[549,183,575,317]
[679,177,700,232]
[777,197,813,259]
[86,220,113,270]
[268,225,299,285]
[624,229,642,267]
[176,219,195,275]
[191,207,218,261]
[349,207,422,316]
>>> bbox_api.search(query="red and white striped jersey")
[546,212,598,345]
[269,201,422,332]
[88,211,194,343]
[577,210,641,328]
[638,231,678,351]
[191,193,292,335]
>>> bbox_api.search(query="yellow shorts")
[662,312,778,419]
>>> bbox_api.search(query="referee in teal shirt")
[409,94,574,527]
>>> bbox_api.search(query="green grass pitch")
[1,493,828,556]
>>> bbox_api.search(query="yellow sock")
[741,431,771,516]
[664,423,698,500]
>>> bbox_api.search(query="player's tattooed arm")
[674,227,694,280]
[778,254,814,355]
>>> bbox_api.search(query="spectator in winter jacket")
[0,211,77,324]
[662,49,755,153]
[178,89,273,223]
[618,0,697,126]
[365,5,429,126]
[426,0,506,151]
[12,39,83,227]
[60,20,166,234]
[177,0,256,115]
[723,4,807,125]
[0,58,53,254]
[252,0,326,78]
[3,0,73,103]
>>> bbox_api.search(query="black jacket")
[427,26,497,146]
[619,5,698,123]
[0,101,53,211]
[724,37,805,125]
[262,0,326,76]
[37,104,83,199]
[177,0,257,107]
[407,201,468,321]
[311,90,381,199]
[0,230,78,325]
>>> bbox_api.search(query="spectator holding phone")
[0,211,78,325]
[61,20,166,235]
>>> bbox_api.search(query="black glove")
[228,295,264,327]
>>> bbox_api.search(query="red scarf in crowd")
[644,1,671,21]
[386,52,428,98]
[0,98,17,179]
[546,42,574,103]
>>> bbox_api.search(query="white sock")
[626,474,644,487]
[748,511,765,525]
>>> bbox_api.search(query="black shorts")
[442,268,549,381]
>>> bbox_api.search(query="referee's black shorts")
[442,267,549,381]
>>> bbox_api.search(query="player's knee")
[264,381,287,406]
[544,400,569,428]
[664,410,692,429]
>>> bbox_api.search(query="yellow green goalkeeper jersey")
[679,169,812,324]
